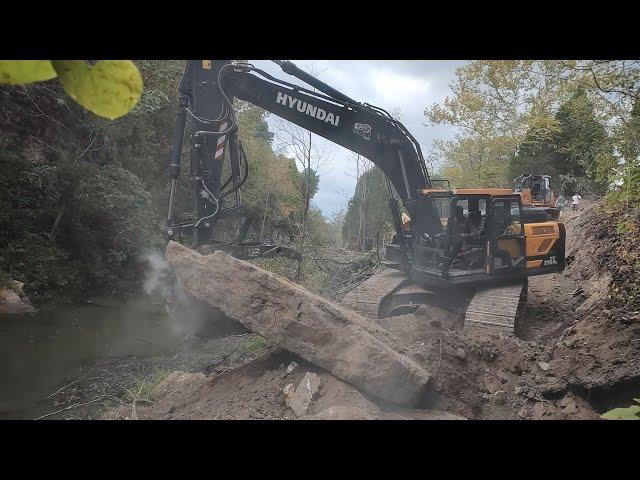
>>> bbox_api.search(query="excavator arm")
[163,60,441,252]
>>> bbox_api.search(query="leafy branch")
[0,60,143,120]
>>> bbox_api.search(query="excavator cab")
[392,188,561,288]
[514,174,558,218]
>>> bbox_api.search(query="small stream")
[0,296,184,419]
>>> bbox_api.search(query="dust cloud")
[140,250,244,338]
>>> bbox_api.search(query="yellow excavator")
[163,60,566,336]
[514,174,560,219]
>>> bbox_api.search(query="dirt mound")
[108,347,462,420]
[414,199,639,419]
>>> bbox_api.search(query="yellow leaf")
[52,60,143,120]
[0,60,57,84]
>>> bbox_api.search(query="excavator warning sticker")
[353,123,372,140]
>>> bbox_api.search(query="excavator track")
[340,268,408,318]
[463,282,527,336]
[341,267,527,337]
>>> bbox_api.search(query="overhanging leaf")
[52,60,143,120]
[0,60,57,84]
[601,405,640,420]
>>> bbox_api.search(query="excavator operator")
[467,210,484,237]
[448,206,473,256]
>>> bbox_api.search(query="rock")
[303,405,375,420]
[538,361,551,371]
[283,383,295,403]
[285,361,298,375]
[484,373,502,394]
[454,348,466,360]
[285,372,322,417]
[0,280,36,314]
[493,390,507,405]
[165,241,431,407]
[532,402,546,419]
[559,393,579,415]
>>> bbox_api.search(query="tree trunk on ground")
[165,241,431,407]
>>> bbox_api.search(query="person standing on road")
[555,193,567,218]
[572,193,582,211]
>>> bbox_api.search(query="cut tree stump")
[165,241,431,407]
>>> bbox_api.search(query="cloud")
[250,60,466,216]
[370,69,431,103]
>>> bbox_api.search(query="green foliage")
[0,60,57,84]
[0,61,175,301]
[602,399,640,420]
[435,136,514,188]
[342,166,394,249]
[252,247,379,300]
[0,151,162,300]
[509,116,563,181]
[426,61,628,195]
[0,152,81,296]
[52,61,143,120]
[552,88,612,194]
[0,59,324,301]
[240,335,269,355]
[1,60,143,120]
[616,219,637,234]
[219,101,316,242]
[509,90,614,195]
[425,61,569,141]
[303,167,320,199]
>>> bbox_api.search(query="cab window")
[493,199,522,235]
[433,197,451,228]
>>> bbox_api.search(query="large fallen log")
[165,241,431,407]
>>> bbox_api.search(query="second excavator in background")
[163,60,566,336]
[514,174,560,219]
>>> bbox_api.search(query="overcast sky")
[250,60,467,217]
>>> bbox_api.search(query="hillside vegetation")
[0,61,332,302]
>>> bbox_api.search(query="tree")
[554,88,613,195]
[342,166,394,251]
[425,61,570,142]
[509,116,564,182]
[431,135,515,188]
[425,61,574,187]
[274,62,331,281]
